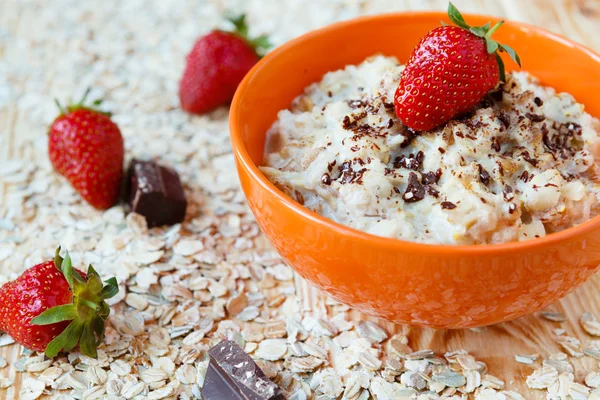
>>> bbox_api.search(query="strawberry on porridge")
[259,5,600,245]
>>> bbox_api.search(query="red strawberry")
[48,90,124,210]
[394,3,521,131]
[179,15,270,114]
[0,248,118,358]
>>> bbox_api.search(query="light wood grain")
[1,0,600,398]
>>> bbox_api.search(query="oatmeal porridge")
[260,55,600,245]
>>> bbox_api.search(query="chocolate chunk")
[126,159,187,228]
[393,151,424,171]
[526,113,545,122]
[441,201,457,210]
[534,97,544,106]
[202,340,285,400]
[477,164,491,186]
[503,185,515,201]
[421,169,442,185]
[321,173,332,185]
[403,172,425,203]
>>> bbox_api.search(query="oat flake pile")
[2,1,600,399]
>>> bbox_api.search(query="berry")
[0,248,118,358]
[48,90,124,210]
[179,15,270,114]
[394,2,520,131]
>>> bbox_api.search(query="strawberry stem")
[54,99,66,115]
[485,21,504,38]
[225,13,271,58]
[446,2,521,81]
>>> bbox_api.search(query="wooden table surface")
[2,0,600,398]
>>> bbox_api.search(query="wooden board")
[1,0,600,398]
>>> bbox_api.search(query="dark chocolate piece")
[126,159,187,228]
[201,340,285,400]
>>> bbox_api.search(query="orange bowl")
[230,12,600,328]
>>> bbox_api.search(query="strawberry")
[0,248,118,358]
[179,15,270,114]
[394,3,521,131]
[48,90,124,210]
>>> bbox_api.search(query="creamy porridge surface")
[260,55,600,244]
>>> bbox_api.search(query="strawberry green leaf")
[250,35,272,57]
[80,324,97,358]
[63,320,84,353]
[91,316,105,345]
[495,53,506,82]
[469,27,486,38]
[44,319,83,358]
[486,39,499,54]
[499,44,522,67]
[60,251,74,288]
[100,277,119,299]
[447,2,470,30]
[228,14,249,38]
[30,305,77,326]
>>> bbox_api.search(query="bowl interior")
[233,12,600,166]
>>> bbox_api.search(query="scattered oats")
[543,358,573,373]
[385,357,403,372]
[541,311,567,322]
[288,356,324,373]
[236,305,259,321]
[514,354,538,364]
[464,370,482,393]
[245,342,258,353]
[584,346,600,360]
[126,292,149,310]
[255,338,288,361]
[570,382,591,400]
[481,374,504,389]
[110,359,132,376]
[334,330,358,348]
[126,212,148,234]
[173,238,204,256]
[387,337,413,357]
[581,312,600,336]
[554,328,566,336]
[0,356,6,369]
[587,372,600,389]
[21,378,45,400]
[432,371,466,388]
[501,391,525,400]
[457,353,479,370]
[14,356,28,372]
[0,334,15,347]
[330,313,353,332]
[38,366,63,384]
[87,365,108,385]
[358,351,383,371]
[476,388,506,400]
[208,280,228,297]
[556,336,584,357]
[303,342,328,360]
[0,376,12,389]
[189,276,209,291]
[149,326,171,347]
[121,381,146,398]
[310,368,344,398]
[226,292,248,315]
[264,320,287,339]
[526,366,559,389]
[400,370,427,390]
[267,263,294,281]
[356,320,388,343]
[155,357,176,375]
[140,367,168,383]
[82,386,106,399]
[407,349,435,360]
